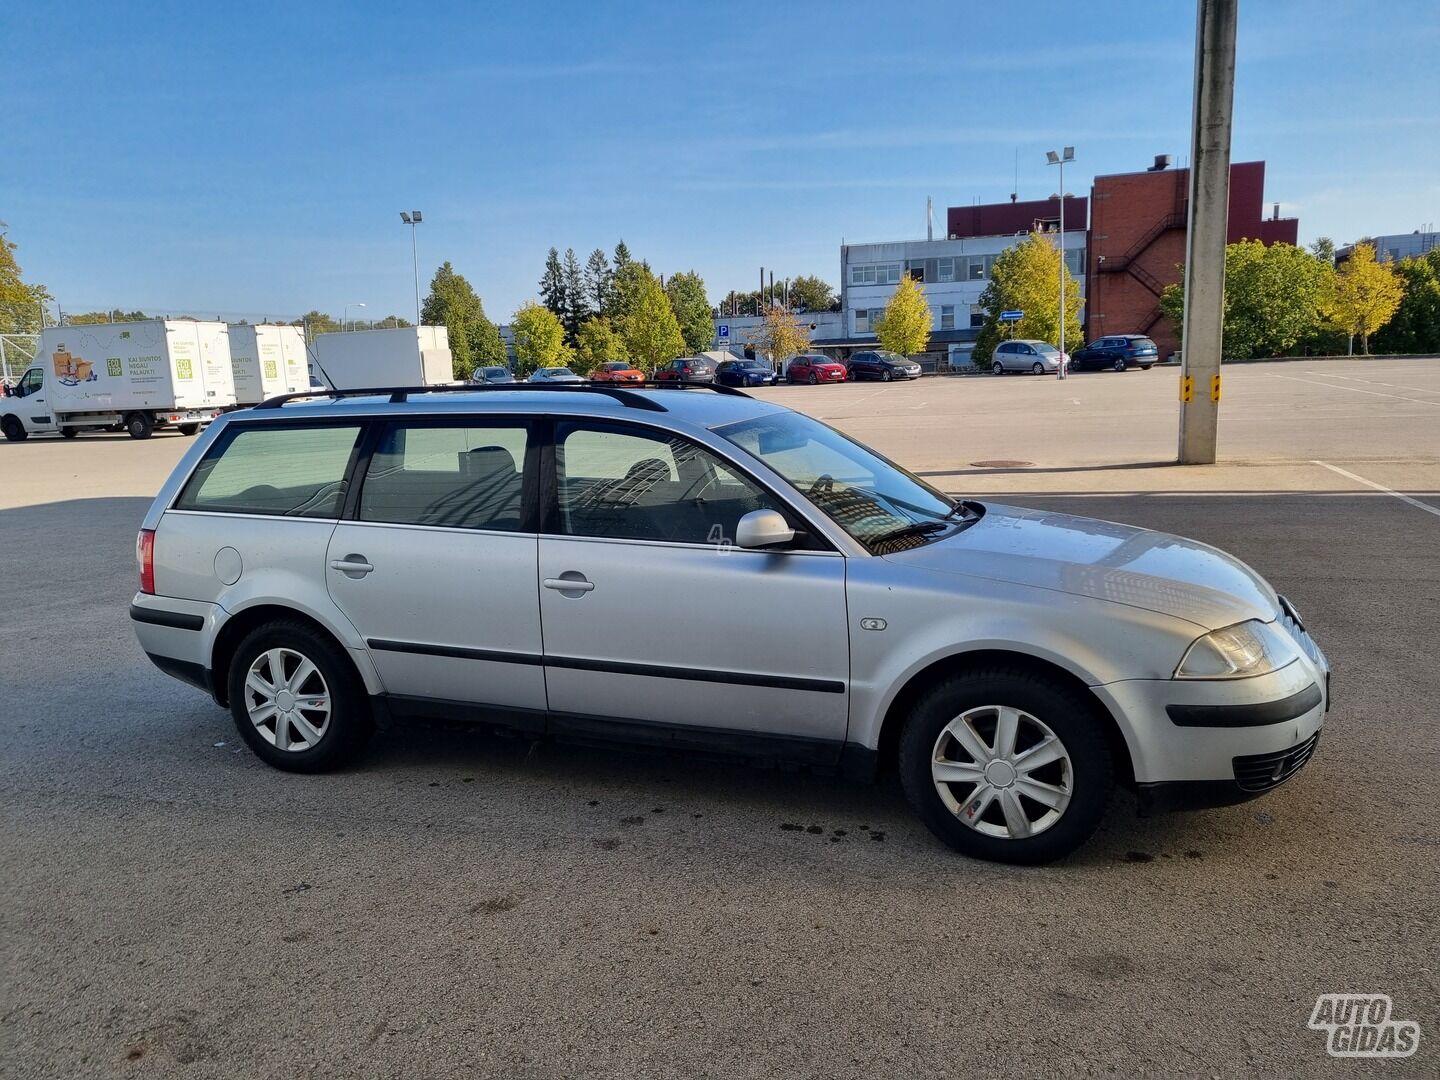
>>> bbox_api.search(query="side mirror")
[735,508,795,550]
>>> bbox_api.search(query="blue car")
[715,359,777,387]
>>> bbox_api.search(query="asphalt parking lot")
[2,358,1436,1078]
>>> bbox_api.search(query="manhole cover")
[970,460,1035,468]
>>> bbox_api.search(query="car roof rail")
[256,379,752,412]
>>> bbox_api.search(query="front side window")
[18,369,43,396]
[716,412,964,553]
[177,423,363,518]
[556,423,782,545]
[358,421,529,531]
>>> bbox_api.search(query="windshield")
[714,411,971,552]
[1033,344,1060,356]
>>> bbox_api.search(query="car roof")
[233,386,786,432]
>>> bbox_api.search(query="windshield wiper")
[870,520,949,547]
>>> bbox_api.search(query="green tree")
[421,261,503,373]
[575,315,626,371]
[876,276,933,357]
[561,247,588,342]
[1325,242,1406,354]
[1310,237,1336,265]
[974,233,1084,362]
[68,309,150,324]
[510,301,572,376]
[294,310,341,343]
[610,259,651,327]
[788,274,838,312]
[1372,249,1440,354]
[613,240,633,272]
[584,248,613,315]
[619,272,685,373]
[539,248,565,320]
[664,270,714,354]
[746,304,810,368]
[0,225,50,333]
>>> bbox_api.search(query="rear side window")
[359,421,529,531]
[176,423,362,517]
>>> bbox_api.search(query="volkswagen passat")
[131,383,1329,864]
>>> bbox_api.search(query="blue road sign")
[999,310,1024,322]
[718,324,731,339]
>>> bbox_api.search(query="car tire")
[808,372,818,384]
[59,427,79,438]
[1113,357,1127,372]
[2,416,29,441]
[1140,365,1153,371]
[125,412,154,440]
[992,361,1004,375]
[882,368,893,382]
[227,619,374,773]
[177,423,200,436]
[1032,362,1045,375]
[898,667,1114,864]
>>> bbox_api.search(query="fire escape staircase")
[1097,211,1186,333]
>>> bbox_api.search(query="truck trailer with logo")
[229,323,310,405]
[0,320,237,440]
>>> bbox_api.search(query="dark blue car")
[715,359,777,387]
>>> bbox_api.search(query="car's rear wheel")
[1,416,27,442]
[1032,362,1045,375]
[992,361,1004,375]
[177,423,200,436]
[1113,357,1128,372]
[125,412,154,439]
[227,620,373,773]
[58,427,79,438]
[898,668,1114,864]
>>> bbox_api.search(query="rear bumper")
[131,593,224,699]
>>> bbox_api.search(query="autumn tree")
[575,316,626,371]
[877,276,933,357]
[974,233,1084,362]
[584,248,613,315]
[1372,249,1440,355]
[788,274,838,312]
[0,225,49,333]
[510,301,572,376]
[746,304,811,369]
[421,262,505,372]
[619,272,685,373]
[1325,242,1404,354]
[664,270,714,354]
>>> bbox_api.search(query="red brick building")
[1087,159,1298,357]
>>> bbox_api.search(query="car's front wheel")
[881,368,893,381]
[227,620,373,772]
[898,668,1114,864]
[2,416,28,441]
[992,361,1004,375]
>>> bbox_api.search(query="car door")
[14,368,55,433]
[325,417,547,713]
[537,419,849,748]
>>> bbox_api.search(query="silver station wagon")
[131,383,1329,863]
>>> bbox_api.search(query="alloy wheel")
[930,705,1073,839]
[243,647,332,751]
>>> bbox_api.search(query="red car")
[590,361,645,384]
[786,353,847,384]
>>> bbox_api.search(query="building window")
[983,254,998,277]
[970,305,986,329]
[1064,247,1087,277]
[940,305,955,330]
[849,262,902,286]
[855,309,870,333]
[937,257,955,282]
[966,256,985,281]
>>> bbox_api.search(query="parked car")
[132,383,1329,864]
[528,367,585,384]
[654,357,716,385]
[786,354,847,384]
[991,340,1063,375]
[471,366,515,385]
[589,361,646,385]
[1069,335,1160,372]
[716,359,777,387]
[848,350,923,382]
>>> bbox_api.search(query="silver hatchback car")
[992,339,1063,375]
[132,384,1329,864]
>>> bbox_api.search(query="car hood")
[883,503,1279,630]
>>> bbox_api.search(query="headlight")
[1174,619,1300,679]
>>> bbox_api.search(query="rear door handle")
[330,556,374,577]
[544,574,594,593]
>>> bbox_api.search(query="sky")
[2,0,1436,324]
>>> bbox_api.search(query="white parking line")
[1312,460,1440,519]
[1304,370,1440,396]
[1267,372,1440,407]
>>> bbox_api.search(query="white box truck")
[313,326,454,390]
[0,320,237,441]
[229,323,310,405]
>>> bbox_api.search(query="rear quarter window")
[176,423,362,518]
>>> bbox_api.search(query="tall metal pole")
[411,221,421,325]
[1178,0,1238,464]
[1057,159,1067,381]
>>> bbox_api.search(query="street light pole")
[343,302,366,331]
[400,211,423,324]
[1046,147,1075,379]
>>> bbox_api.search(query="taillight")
[137,529,156,595]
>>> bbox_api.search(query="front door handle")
[544,573,594,594]
[330,555,374,577]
